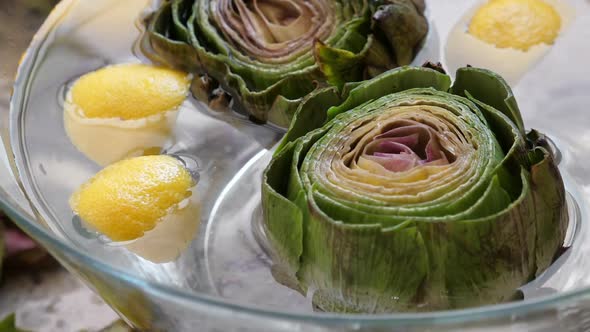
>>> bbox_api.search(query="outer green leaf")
[452,67,525,135]
[276,87,342,154]
[147,1,199,72]
[306,219,429,313]
[315,41,364,90]
[371,0,428,66]
[263,143,304,282]
[527,130,568,274]
[327,66,452,120]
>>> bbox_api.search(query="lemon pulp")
[469,0,561,51]
[70,155,195,242]
[70,63,190,119]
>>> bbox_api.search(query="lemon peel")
[70,63,190,119]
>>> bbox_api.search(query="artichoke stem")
[208,88,232,112]
[191,74,219,103]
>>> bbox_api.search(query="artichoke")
[147,0,428,127]
[262,66,568,313]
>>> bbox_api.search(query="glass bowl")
[3,0,590,330]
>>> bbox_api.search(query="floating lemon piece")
[124,192,201,263]
[469,0,561,51]
[70,63,190,119]
[64,63,190,165]
[70,155,195,242]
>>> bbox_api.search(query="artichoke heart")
[147,0,428,127]
[262,66,568,313]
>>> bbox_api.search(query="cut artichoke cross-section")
[262,66,568,313]
[147,0,428,126]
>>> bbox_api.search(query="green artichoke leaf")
[327,66,452,120]
[263,142,304,285]
[451,67,525,135]
[530,147,568,274]
[305,217,429,313]
[441,169,536,308]
[262,66,568,313]
[463,91,527,198]
[264,125,335,288]
[147,0,429,126]
[171,0,193,43]
[526,130,568,273]
[314,41,365,90]
[0,314,28,332]
[147,1,199,72]
[363,37,397,78]
[276,86,343,154]
[370,0,428,66]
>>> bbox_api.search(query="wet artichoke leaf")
[327,66,452,120]
[452,67,525,135]
[314,41,365,90]
[147,1,199,72]
[262,66,568,312]
[528,144,568,274]
[371,0,428,66]
[441,169,537,308]
[277,86,342,153]
[263,142,303,278]
[307,220,429,313]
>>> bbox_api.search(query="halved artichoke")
[147,0,428,126]
[262,66,568,313]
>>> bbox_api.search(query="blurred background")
[0,1,125,331]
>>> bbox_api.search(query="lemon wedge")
[64,63,190,165]
[70,63,190,119]
[70,155,195,242]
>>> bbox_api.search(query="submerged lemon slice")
[70,63,190,119]
[64,63,190,165]
[469,0,561,51]
[70,155,194,242]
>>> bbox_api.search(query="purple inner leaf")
[362,121,454,172]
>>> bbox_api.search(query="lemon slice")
[70,63,190,119]
[70,155,195,242]
[64,63,190,165]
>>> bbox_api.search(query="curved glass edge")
[3,0,590,329]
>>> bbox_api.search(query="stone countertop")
[0,1,119,331]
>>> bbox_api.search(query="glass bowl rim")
[5,0,590,327]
